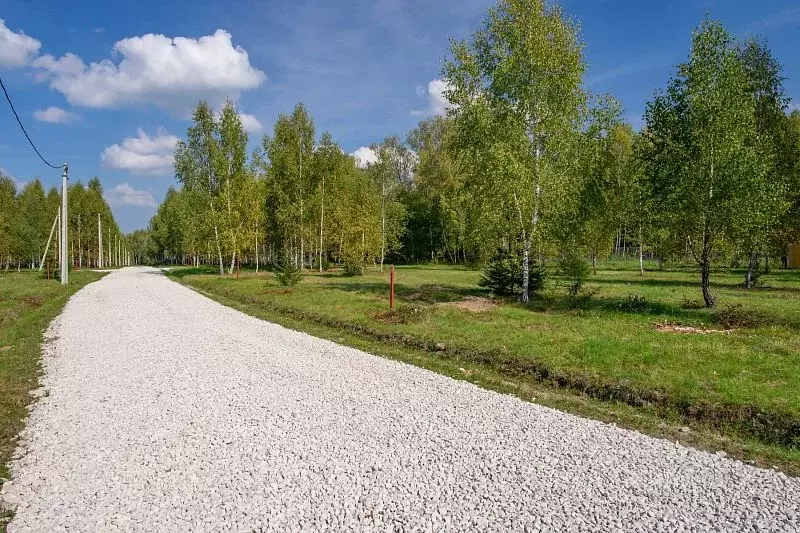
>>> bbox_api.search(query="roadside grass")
[0,271,104,485]
[170,262,800,474]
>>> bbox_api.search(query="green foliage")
[445,0,588,302]
[478,248,544,297]
[275,261,303,287]
[642,18,778,306]
[558,251,591,297]
[342,262,365,277]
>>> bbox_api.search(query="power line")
[0,75,64,169]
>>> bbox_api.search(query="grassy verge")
[0,269,104,527]
[169,264,799,475]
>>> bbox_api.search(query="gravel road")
[3,267,798,532]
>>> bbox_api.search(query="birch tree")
[643,19,767,306]
[444,0,586,302]
[175,102,226,275]
[368,137,409,271]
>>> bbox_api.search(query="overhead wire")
[0,75,64,169]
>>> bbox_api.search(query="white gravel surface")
[3,266,799,532]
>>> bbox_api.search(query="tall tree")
[445,0,587,301]
[259,103,316,267]
[175,101,225,275]
[737,38,794,283]
[643,19,768,306]
[0,175,17,270]
[368,137,410,271]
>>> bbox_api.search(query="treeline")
[0,175,127,271]
[143,2,800,307]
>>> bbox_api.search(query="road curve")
[3,267,798,532]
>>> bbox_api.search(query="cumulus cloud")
[351,146,378,168]
[0,19,41,68]
[33,106,79,124]
[105,183,157,208]
[33,29,266,113]
[240,113,263,134]
[101,128,179,176]
[411,78,455,117]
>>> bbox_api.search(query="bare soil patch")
[438,296,498,313]
[655,322,734,335]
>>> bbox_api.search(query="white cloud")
[1,167,27,190]
[0,19,41,68]
[411,78,455,117]
[240,113,263,133]
[105,183,157,208]
[92,27,105,33]
[33,106,79,124]
[351,146,378,168]
[101,128,179,176]
[33,29,266,113]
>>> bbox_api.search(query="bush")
[478,249,544,297]
[341,262,364,277]
[558,251,590,297]
[275,261,303,287]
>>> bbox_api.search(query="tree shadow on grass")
[587,275,800,294]
[165,266,220,279]
[324,281,487,304]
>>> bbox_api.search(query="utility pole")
[60,164,69,285]
[98,214,103,268]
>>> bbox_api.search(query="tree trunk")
[638,225,644,277]
[591,251,597,275]
[521,237,531,303]
[78,215,82,269]
[380,190,386,273]
[745,251,758,289]
[299,200,304,270]
[319,175,325,273]
[229,251,236,275]
[213,223,224,276]
[700,246,716,307]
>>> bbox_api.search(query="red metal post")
[390,264,395,310]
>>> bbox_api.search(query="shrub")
[558,251,590,297]
[275,261,303,287]
[342,262,364,277]
[478,249,544,297]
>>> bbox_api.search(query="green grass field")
[171,261,800,473]
[0,270,105,484]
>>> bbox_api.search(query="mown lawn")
[171,262,800,473]
[0,270,104,484]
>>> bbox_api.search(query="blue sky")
[1,0,798,232]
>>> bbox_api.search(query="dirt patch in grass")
[21,296,44,308]
[374,306,427,324]
[438,296,497,313]
[655,323,735,335]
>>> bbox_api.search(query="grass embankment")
[0,271,104,484]
[169,263,800,474]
